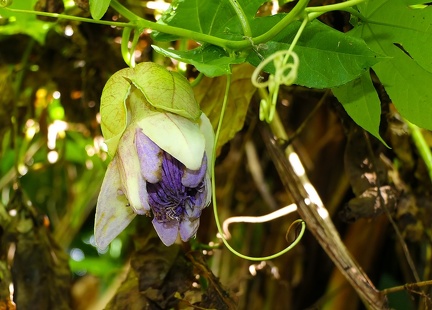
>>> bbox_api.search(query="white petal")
[137,113,205,170]
[95,158,136,250]
[117,126,150,214]
[179,218,200,242]
[184,202,204,219]
[152,219,179,246]
[203,173,212,207]
[199,113,215,174]
[181,154,206,188]
[198,113,213,206]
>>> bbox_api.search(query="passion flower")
[94,63,214,248]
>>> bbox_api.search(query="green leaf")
[152,0,283,41]
[332,71,388,146]
[131,62,201,120]
[247,20,382,88]
[152,44,244,77]
[356,0,432,73]
[89,0,111,20]
[351,0,432,130]
[373,47,432,131]
[152,0,242,41]
[0,0,52,44]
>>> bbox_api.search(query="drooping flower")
[94,63,214,249]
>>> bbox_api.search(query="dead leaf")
[194,64,256,152]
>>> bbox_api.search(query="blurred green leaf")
[0,0,52,44]
[69,257,122,276]
[5,190,72,309]
[64,132,93,164]
[48,99,65,120]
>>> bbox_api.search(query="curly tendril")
[222,203,298,239]
[251,16,309,123]
[252,50,299,90]
[211,74,306,262]
[252,50,300,123]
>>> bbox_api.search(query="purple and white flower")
[95,112,213,248]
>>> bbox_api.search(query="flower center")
[147,152,205,222]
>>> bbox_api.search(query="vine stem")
[307,0,366,20]
[251,0,310,46]
[3,7,132,27]
[210,74,306,261]
[306,0,366,13]
[228,0,252,38]
[381,280,432,295]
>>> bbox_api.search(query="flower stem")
[251,0,310,47]
[3,7,132,27]
[306,0,365,13]
[110,0,141,21]
[306,0,366,20]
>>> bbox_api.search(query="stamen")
[147,150,207,223]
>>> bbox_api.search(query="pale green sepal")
[117,126,151,214]
[100,67,134,157]
[137,113,205,170]
[131,62,201,121]
[95,157,136,250]
[128,86,160,123]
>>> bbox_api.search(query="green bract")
[100,62,201,157]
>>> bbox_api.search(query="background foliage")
[1,0,432,309]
